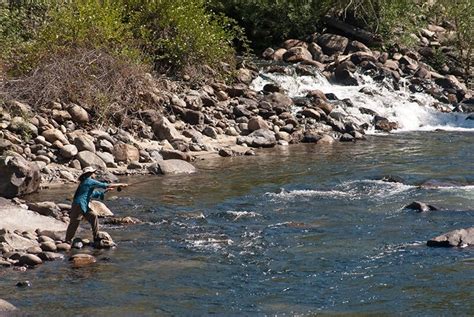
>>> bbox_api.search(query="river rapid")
[1,132,473,316]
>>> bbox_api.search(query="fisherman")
[65,166,128,244]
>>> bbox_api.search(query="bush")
[124,0,239,76]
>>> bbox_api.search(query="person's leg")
[65,204,83,243]
[84,210,99,240]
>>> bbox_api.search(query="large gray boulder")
[148,159,196,175]
[113,143,139,163]
[237,129,277,148]
[152,117,181,141]
[0,152,41,198]
[427,227,474,247]
[76,151,106,170]
[74,135,96,153]
[89,200,114,217]
[26,201,62,218]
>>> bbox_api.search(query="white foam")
[251,67,474,133]
[226,211,262,220]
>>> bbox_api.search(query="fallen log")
[324,16,382,46]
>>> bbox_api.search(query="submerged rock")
[427,227,474,247]
[94,231,116,249]
[69,253,96,267]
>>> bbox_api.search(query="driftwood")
[324,16,382,45]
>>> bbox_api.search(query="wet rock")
[38,251,64,261]
[237,129,276,148]
[308,42,324,61]
[0,299,17,311]
[340,133,355,142]
[0,260,12,267]
[317,33,349,55]
[89,200,114,217]
[0,152,41,198]
[76,151,106,170]
[148,159,196,175]
[18,254,42,266]
[103,216,142,225]
[35,230,63,241]
[40,241,57,252]
[301,108,322,120]
[26,201,61,218]
[113,143,139,163]
[69,253,96,267]
[427,227,474,247]
[317,134,336,144]
[374,116,398,132]
[404,201,439,212]
[94,231,116,249]
[283,46,312,63]
[56,243,71,252]
[335,61,358,86]
[16,280,32,287]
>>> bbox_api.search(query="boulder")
[69,253,96,267]
[148,160,196,175]
[74,135,96,153]
[56,243,71,251]
[94,231,116,249]
[113,143,139,163]
[0,152,41,198]
[202,127,218,139]
[67,104,89,123]
[42,129,68,145]
[404,201,439,212]
[0,299,17,312]
[183,109,204,125]
[317,33,349,55]
[248,117,269,132]
[374,116,399,132]
[7,100,32,116]
[26,201,61,218]
[335,61,358,86]
[89,200,114,217]
[237,129,276,148]
[96,151,115,167]
[40,241,57,252]
[308,42,324,61]
[76,151,106,170]
[0,229,38,250]
[18,254,43,266]
[38,251,64,261]
[152,117,181,141]
[60,144,78,159]
[427,227,474,247]
[283,46,313,63]
[160,149,192,161]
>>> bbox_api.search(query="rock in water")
[94,231,116,249]
[427,227,474,247]
[18,254,43,266]
[0,299,17,311]
[404,201,439,212]
[0,152,41,198]
[89,200,114,217]
[69,254,96,267]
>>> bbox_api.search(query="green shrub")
[124,0,239,76]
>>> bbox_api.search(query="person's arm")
[91,190,105,200]
[107,183,129,190]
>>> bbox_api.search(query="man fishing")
[65,166,128,244]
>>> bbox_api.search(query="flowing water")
[1,67,474,316]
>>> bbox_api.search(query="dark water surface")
[2,132,473,316]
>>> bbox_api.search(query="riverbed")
[1,132,473,316]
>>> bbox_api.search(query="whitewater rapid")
[251,66,474,133]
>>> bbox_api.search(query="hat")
[81,166,97,176]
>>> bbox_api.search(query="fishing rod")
[116,178,157,192]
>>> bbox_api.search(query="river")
[1,132,473,316]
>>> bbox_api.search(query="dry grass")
[0,48,158,125]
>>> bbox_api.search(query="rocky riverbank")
[0,24,473,278]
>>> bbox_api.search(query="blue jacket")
[72,177,109,213]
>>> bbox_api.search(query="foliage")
[123,0,240,76]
